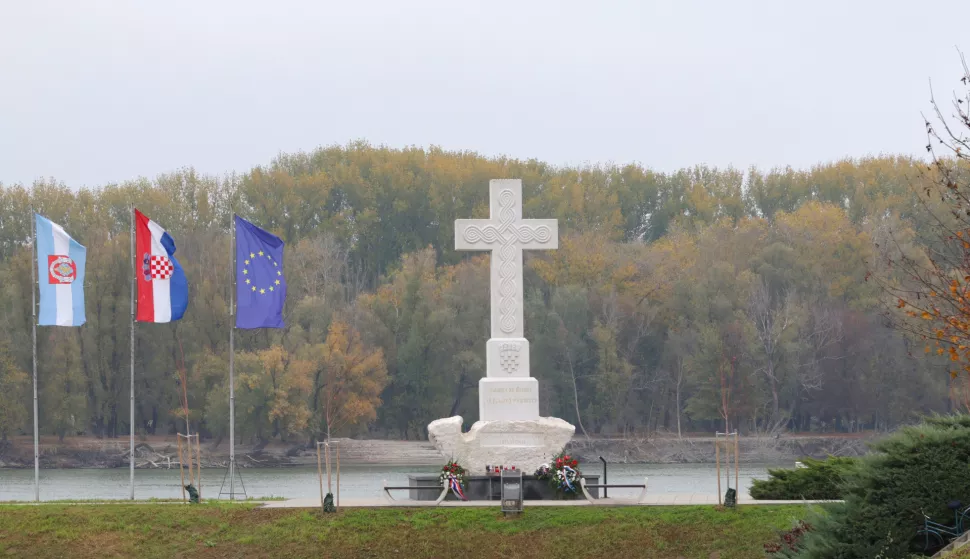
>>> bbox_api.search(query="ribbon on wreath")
[560,465,577,493]
[448,474,467,500]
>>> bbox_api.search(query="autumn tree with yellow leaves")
[878,54,970,410]
[306,320,387,442]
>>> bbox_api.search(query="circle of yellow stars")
[241,249,283,295]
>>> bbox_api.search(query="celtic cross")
[455,180,558,379]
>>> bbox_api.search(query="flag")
[35,214,86,326]
[135,209,188,323]
[235,215,286,329]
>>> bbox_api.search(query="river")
[0,463,784,502]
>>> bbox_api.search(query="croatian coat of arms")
[141,252,174,281]
[499,342,520,375]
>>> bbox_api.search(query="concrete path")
[260,495,840,508]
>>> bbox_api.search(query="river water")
[0,463,784,502]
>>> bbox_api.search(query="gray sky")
[1,0,967,188]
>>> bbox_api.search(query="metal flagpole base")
[218,458,247,500]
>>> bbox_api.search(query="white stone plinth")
[486,338,529,377]
[479,377,539,421]
[427,416,575,474]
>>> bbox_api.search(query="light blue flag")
[35,214,86,326]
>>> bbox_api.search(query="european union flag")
[235,215,286,329]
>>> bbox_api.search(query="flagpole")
[229,214,236,500]
[129,206,136,500]
[30,207,39,502]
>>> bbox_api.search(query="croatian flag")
[135,209,188,323]
[35,214,86,327]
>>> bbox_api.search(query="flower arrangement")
[538,451,582,496]
[439,460,467,500]
[439,460,466,486]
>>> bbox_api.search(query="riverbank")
[0,433,872,469]
[0,503,813,558]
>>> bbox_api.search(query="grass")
[0,503,817,559]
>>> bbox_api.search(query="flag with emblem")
[235,215,286,329]
[135,209,188,323]
[35,213,86,326]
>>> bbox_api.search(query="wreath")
[439,460,467,500]
[536,451,582,497]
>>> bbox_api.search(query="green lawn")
[0,503,814,559]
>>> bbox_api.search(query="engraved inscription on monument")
[486,385,537,406]
[479,378,539,421]
[480,433,543,447]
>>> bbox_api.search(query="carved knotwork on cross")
[455,180,558,339]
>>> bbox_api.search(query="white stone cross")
[455,179,557,389]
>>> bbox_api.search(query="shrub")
[786,414,970,558]
[750,457,859,501]
[764,520,815,556]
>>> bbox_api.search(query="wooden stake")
[734,432,739,504]
[325,441,332,494]
[196,434,203,502]
[715,435,721,505]
[177,435,186,504]
[186,436,194,492]
[316,442,324,512]
[336,443,340,510]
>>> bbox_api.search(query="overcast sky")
[1,0,967,188]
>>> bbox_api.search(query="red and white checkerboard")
[150,255,174,280]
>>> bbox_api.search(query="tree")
[235,346,312,442]
[0,139,962,442]
[39,331,87,441]
[306,320,387,441]
[0,344,28,442]
[876,53,970,405]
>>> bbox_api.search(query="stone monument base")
[427,416,575,475]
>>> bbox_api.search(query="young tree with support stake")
[307,319,387,509]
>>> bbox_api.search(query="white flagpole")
[30,208,39,502]
[229,214,236,500]
[129,206,136,500]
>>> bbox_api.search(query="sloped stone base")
[427,416,575,474]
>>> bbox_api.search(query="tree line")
[0,143,957,443]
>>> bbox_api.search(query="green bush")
[750,457,859,500]
[786,415,970,558]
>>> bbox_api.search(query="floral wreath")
[439,460,467,500]
[535,451,581,495]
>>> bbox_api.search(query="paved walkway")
[261,495,840,508]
